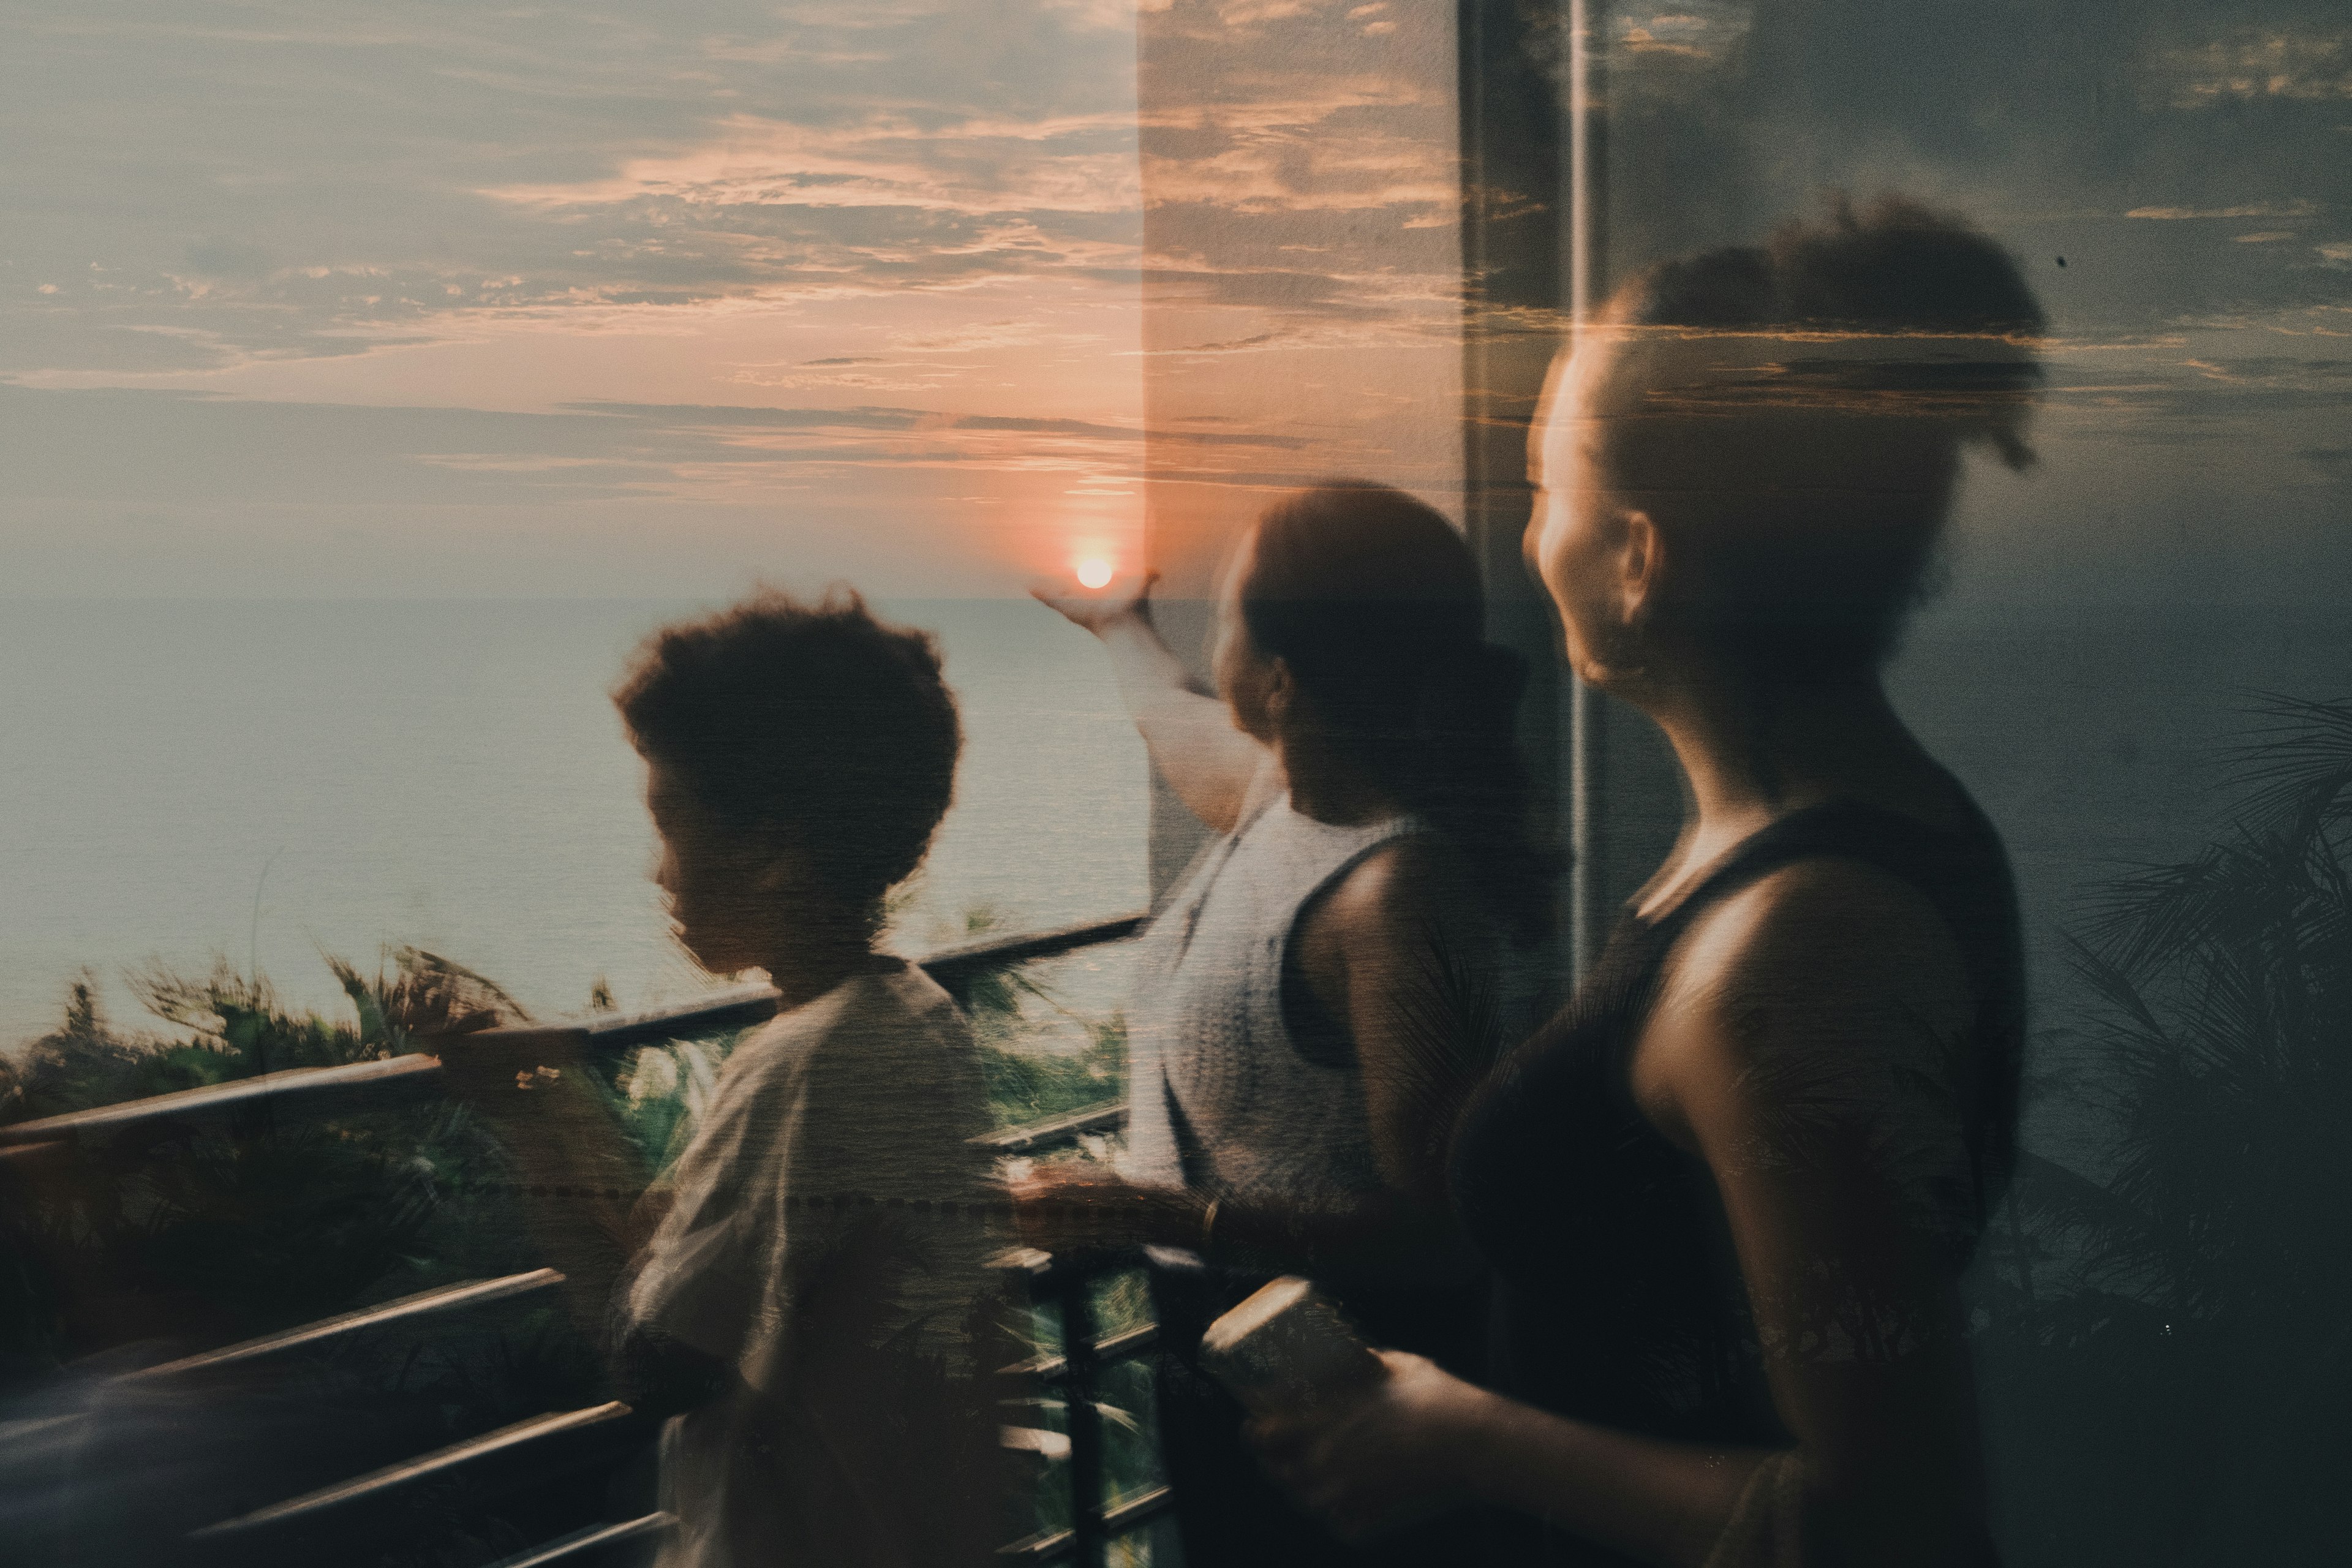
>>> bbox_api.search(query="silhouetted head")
[1217,481,1554,943]
[1531,195,2046,693]
[613,588,960,972]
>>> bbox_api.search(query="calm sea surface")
[2,597,2345,1177]
[0,599,1149,1050]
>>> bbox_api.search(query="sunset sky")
[3,0,1159,598]
[2,1,2347,606]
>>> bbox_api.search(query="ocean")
[0,598,1150,1051]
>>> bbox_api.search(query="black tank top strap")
[1621,799,2023,1137]
[1642,799,1990,946]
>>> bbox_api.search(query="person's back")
[1025,483,1555,1567]
[1123,791,1418,1207]
[632,957,1004,1568]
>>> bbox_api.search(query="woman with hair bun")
[1254,197,2043,1567]
[1022,480,1555,1566]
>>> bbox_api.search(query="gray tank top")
[1119,794,1425,1205]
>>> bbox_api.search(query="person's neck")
[1276,735,1402,827]
[1642,662,1915,836]
[755,916,885,1011]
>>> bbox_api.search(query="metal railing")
[0,911,1161,1568]
[0,912,1147,1154]
[993,1246,1174,1563]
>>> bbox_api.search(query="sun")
[1074,556,1114,589]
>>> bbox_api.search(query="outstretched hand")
[1249,1349,1491,1542]
[1029,568,1158,637]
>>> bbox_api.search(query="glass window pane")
[1585,4,2351,1560]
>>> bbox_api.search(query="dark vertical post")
[1052,1262,1109,1566]
[1459,0,1631,984]
[1561,0,1611,981]
[1549,1,1685,972]
[1458,0,1577,979]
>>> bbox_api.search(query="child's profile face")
[644,760,773,976]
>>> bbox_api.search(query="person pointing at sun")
[1025,484,1555,1568]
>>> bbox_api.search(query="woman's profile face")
[1528,341,1632,685]
[1211,526,1283,742]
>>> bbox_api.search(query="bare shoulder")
[1319,832,1477,939]
[1298,831,1491,1012]
[1683,856,1969,1000]
[1634,857,1975,1140]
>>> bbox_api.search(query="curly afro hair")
[613,587,960,929]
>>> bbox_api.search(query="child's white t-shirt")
[621,959,1007,1568]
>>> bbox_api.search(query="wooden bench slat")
[996,1485,1175,1561]
[483,1512,675,1568]
[187,1401,638,1540]
[0,1054,445,1146]
[1101,1488,1177,1537]
[578,983,780,1049]
[919,913,1145,989]
[1001,1322,1159,1381]
[974,1102,1128,1155]
[125,1269,565,1382]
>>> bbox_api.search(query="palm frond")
[2052,694,2352,1341]
[2225,693,2352,839]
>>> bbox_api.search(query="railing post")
[1049,1260,1109,1568]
